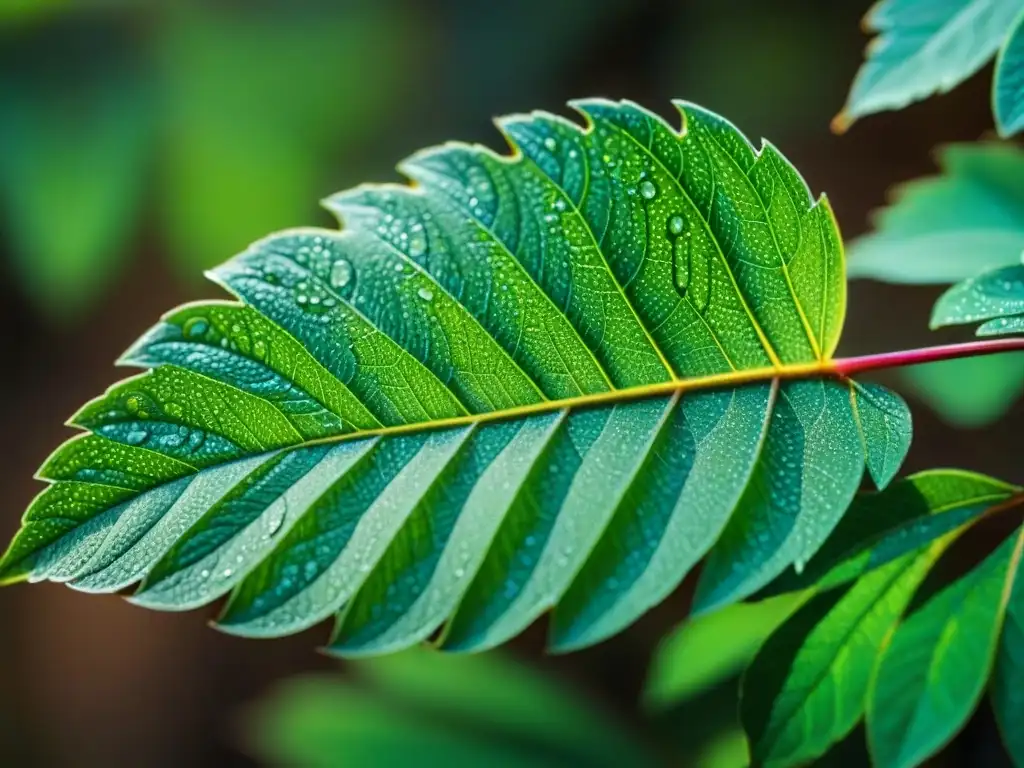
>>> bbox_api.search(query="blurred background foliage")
[0,1,1020,766]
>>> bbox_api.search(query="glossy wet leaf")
[0,99,911,656]
[848,144,1024,284]
[867,527,1024,768]
[933,261,1024,336]
[837,0,1024,130]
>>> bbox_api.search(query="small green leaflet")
[996,8,1024,136]
[741,470,1024,768]
[0,100,911,655]
[837,0,1024,133]
[247,648,655,768]
[933,259,1024,336]
[867,528,1023,768]
[848,144,1024,284]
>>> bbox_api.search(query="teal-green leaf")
[743,540,952,767]
[992,532,1024,767]
[0,99,909,655]
[838,0,1022,129]
[867,527,1024,768]
[848,144,1024,284]
[850,381,913,490]
[899,353,1024,428]
[932,262,1024,334]
[995,8,1024,136]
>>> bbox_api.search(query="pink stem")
[833,337,1024,377]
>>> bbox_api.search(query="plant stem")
[833,337,1024,377]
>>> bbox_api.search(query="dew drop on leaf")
[417,287,434,302]
[329,259,353,289]
[183,317,209,339]
[640,180,657,200]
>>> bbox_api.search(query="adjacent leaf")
[932,261,1024,335]
[995,8,1024,136]
[992,547,1024,767]
[848,144,1024,284]
[246,649,653,768]
[742,472,1024,767]
[158,4,415,274]
[643,593,805,710]
[742,541,952,767]
[0,99,911,655]
[899,353,1024,427]
[867,527,1024,768]
[836,0,1024,130]
[0,29,152,320]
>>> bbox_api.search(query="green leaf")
[643,593,805,710]
[837,0,1023,129]
[742,540,952,768]
[867,527,1024,768]
[898,353,1024,427]
[995,8,1024,136]
[848,144,1024,284]
[766,470,1021,596]
[246,648,653,768]
[0,33,152,321]
[993,543,1024,767]
[932,262,1024,335]
[158,4,417,274]
[0,99,911,655]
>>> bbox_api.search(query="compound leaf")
[0,99,910,655]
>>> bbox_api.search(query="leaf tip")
[831,110,854,135]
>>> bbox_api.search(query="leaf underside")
[0,99,911,655]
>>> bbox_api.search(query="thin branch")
[833,337,1024,377]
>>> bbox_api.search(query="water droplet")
[164,402,183,419]
[125,428,148,446]
[252,340,267,360]
[640,180,657,200]
[417,286,434,302]
[668,215,685,235]
[329,259,352,289]
[543,137,557,151]
[183,317,209,339]
[409,235,427,258]
[553,198,566,212]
